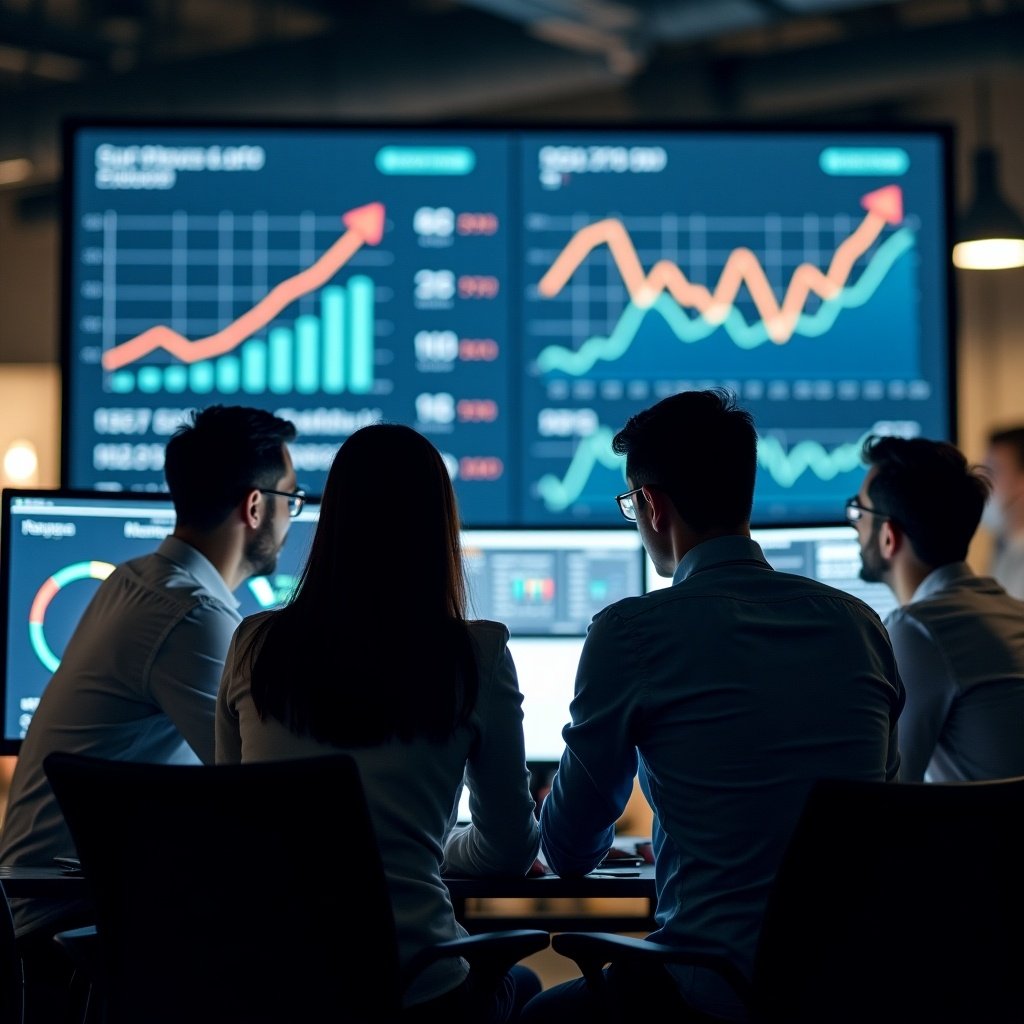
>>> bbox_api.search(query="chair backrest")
[0,879,23,1024]
[752,775,1024,1024]
[43,751,401,1024]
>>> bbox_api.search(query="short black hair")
[988,426,1024,470]
[612,388,757,532]
[862,435,990,567]
[163,405,297,531]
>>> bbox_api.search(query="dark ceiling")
[1,0,1023,186]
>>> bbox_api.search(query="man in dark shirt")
[522,390,903,1023]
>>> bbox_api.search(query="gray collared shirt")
[540,535,903,1020]
[0,536,241,936]
[885,561,1024,782]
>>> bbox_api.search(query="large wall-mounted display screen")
[63,121,953,526]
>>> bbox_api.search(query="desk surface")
[446,864,655,900]
[0,863,656,901]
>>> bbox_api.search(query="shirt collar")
[671,534,772,586]
[156,535,241,610]
[909,561,974,604]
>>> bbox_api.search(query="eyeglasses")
[260,487,307,518]
[615,486,647,522]
[844,496,890,525]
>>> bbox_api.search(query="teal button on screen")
[375,146,476,175]
[819,147,909,176]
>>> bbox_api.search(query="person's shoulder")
[465,618,511,646]
[770,570,890,626]
[239,608,277,629]
[588,589,664,628]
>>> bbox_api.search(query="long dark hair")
[247,423,479,745]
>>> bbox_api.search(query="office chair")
[550,775,1024,1024]
[43,751,549,1024]
[0,879,23,1024]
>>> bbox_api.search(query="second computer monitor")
[643,523,897,621]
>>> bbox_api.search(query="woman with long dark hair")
[215,423,541,1020]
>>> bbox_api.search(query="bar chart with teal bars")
[108,276,376,396]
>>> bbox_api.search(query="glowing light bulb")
[3,439,39,483]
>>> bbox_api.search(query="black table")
[1,862,659,932]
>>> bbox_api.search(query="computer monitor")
[462,527,644,636]
[462,528,643,766]
[62,120,954,526]
[0,488,319,752]
[1,494,642,757]
[643,523,897,621]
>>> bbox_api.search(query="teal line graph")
[536,228,915,376]
[535,426,871,514]
[757,433,869,489]
[535,426,624,512]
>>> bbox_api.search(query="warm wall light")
[0,158,33,187]
[0,364,59,488]
[953,80,1024,271]
[3,439,39,485]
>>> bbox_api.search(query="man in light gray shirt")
[0,404,299,1024]
[849,434,1024,782]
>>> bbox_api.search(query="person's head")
[611,389,757,573]
[298,422,465,620]
[164,405,298,576]
[983,426,1024,538]
[251,422,477,747]
[850,435,989,588]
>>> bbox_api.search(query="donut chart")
[28,561,116,673]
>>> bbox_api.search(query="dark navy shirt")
[541,535,903,1020]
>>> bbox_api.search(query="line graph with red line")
[525,185,920,382]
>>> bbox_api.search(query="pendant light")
[952,77,1024,270]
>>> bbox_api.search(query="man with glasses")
[522,390,903,1024]
[848,434,1024,784]
[0,403,299,1024]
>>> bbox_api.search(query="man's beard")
[246,511,280,578]
[858,523,888,584]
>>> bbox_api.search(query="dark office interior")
[1,0,1024,1010]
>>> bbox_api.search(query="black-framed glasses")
[615,486,647,522]
[260,487,306,518]
[844,496,890,525]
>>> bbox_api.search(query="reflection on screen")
[643,524,897,621]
